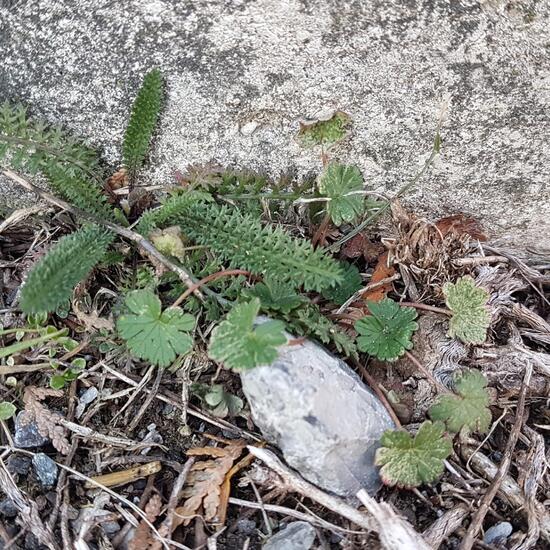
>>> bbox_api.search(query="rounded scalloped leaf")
[318,163,365,226]
[375,421,453,488]
[208,299,287,371]
[443,276,490,344]
[354,298,418,361]
[429,369,492,434]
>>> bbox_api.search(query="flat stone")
[241,325,394,497]
[0,1,549,253]
[13,411,50,448]
[484,522,513,545]
[0,498,18,518]
[32,453,58,487]
[264,522,316,550]
[6,454,31,476]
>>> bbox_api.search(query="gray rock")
[75,386,99,419]
[264,522,316,550]
[32,453,58,487]
[484,522,513,545]
[13,412,49,448]
[237,518,256,535]
[241,328,394,496]
[6,454,31,476]
[1,1,550,253]
[0,498,18,518]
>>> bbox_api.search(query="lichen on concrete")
[1,0,549,251]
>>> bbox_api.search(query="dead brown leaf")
[363,251,395,303]
[435,214,487,241]
[342,233,384,264]
[22,387,70,454]
[174,440,246,528]
[104,168,128,203]
[128,493,163,550]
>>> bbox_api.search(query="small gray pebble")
[32,453,58,487]
[14,412,50,448]
[0,498,18,517]
[7,454,31,475]
[264,522,316,550]
[101,521,121,536]
[237,518,256,535]
[484,522,513,545]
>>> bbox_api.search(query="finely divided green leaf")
[117,289,195,367]
[318,163,365,226]
[143,197,343,292]
[321,262,362,305]
[444,276,490,344]
[429,370,491,434]
[243,279,307,314]
[354,298,418,361]
[208,299,287,371]
[123,69,164,177]
[20,225,113,314]
[375,421,452,488]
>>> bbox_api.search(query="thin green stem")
[329,129,442,253]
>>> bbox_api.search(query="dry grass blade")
[356,488,431,550]
[0,458,59,549]
[460,363,532,550]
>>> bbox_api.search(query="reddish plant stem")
[173,269,252,307]
[400,301,451,316]
[404,351,450,394]
[352,359,402,427]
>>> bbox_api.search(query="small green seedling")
[117,289,195,367]
[318,163,365,226]
[0,402,16,421]
[192,383,244,418]
[375,420,452,488]
[444,276,490,344]
[355,298,418,361]
[208,298,287,371]
[429,370,491,434]
[49,357,86,390]
[298,111,351,148]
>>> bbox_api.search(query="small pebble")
[484,522,513,545]
[237,518,256,535]
[14,412,50,448]
[240,121,259,135]
[101,520,121,536]
[7,454,31,475]
[264,521,316,550]
[32,453,59,487]
[75,387,99,419]
[0,498,18,517]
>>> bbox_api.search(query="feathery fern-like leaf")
[0,102,114,220]
[0,102,100,179]
[141,197,343,292]
[42,163,115,220]
[20,225,113,314]
[136,191,211,237]
[123,69,164,178]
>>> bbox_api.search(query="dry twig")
[460,363,532,550]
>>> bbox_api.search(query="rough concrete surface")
[0,0,549,251]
